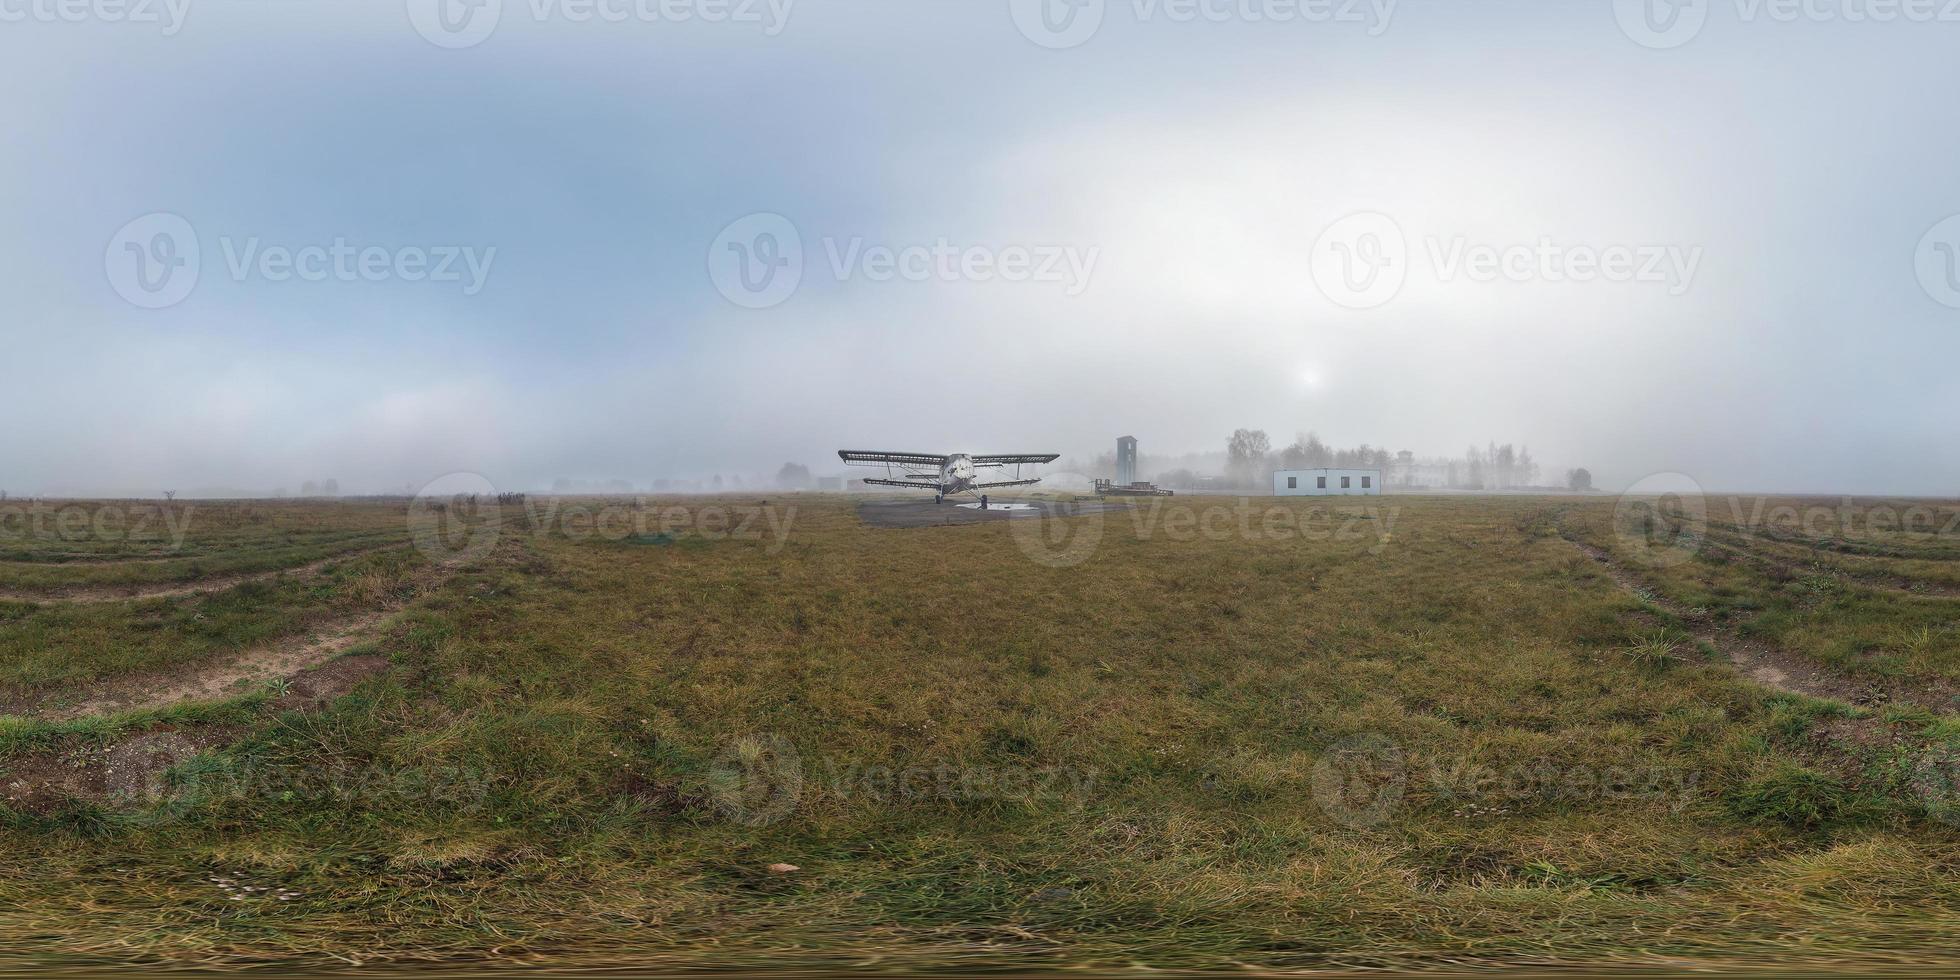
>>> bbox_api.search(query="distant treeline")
[1085,431,1583,492]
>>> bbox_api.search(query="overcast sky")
[3,0,1958,496]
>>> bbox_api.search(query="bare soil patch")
[0,652,398,814]
[268,653,392,712]
[2,727,244,815]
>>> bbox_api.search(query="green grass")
[1,495,1959,971]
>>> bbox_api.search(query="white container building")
[1272,468,1381,496]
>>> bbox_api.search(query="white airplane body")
[838,450,1060,503]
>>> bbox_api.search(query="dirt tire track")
[1700,531,1960,600]
[0,537,532,816]
[1565,537,1937,707]
[19,610,395,722]
[0,534,404,569]
[2,559,449,721]
[0,545,407,605]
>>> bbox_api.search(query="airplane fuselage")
[935,453,978,494]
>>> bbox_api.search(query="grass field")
[1,492,1958,972]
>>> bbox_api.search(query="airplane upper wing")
[970,454,1061,465]
[838,451,951,468]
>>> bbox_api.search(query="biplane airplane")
[838,450,1061,504]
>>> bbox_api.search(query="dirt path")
[0,546,403,605]
[15,609,398,722]
[0,569,451,812]
[0,553,458,722]
[1566,538,1930,707]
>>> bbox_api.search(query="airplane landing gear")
[934,494,943,505]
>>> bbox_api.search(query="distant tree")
[1158,468,1199,490]
[1567,467,1595,492]
[163,490,176,501]
[302,480,318,496]
[776,462,813,490]
[1226,429,1271,490]
[1277,437,1309,472]
[1494,444,1517,488]
[1516,446,1539,487]
[322,478,339,497]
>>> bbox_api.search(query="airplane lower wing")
[974,478,1042,489]
[861,478,945,490]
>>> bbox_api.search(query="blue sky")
[3,0,1958,495]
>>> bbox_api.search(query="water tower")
[1116,435,1138,486]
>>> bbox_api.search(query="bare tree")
[1226,429,1271,490]
[163,490,177,501]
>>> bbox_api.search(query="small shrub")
[1625,631,1683,672]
